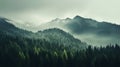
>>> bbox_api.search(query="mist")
[0,0,120,29]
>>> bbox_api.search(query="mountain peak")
[38,28,65,33]
[65,18,72,21]
[73,15,84,19]
[51,18,61,22]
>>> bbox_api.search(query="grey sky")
[0,0,120,25]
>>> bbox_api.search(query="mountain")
[0,18,33,38]
[0,17,87,51]
[36,28,87,50]
[1,18,120,67]
[38,15,120,46]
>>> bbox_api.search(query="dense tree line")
[1,15,120,67]
[0,31,120,67]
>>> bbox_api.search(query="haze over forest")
[0,0,120,67]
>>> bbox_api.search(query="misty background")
[0,0,120,27]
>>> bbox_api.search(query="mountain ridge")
[38,15,120,46]
[1,16,120,46]
[0,18,87,50]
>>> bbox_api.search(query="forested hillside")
[38,16,120,46]
[0,34,120,67]
[0,18,120,67]
[0,30,120,67]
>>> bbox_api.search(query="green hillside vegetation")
[0,33,120,67]
[0,18,120,67]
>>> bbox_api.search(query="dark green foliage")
[0,31,120,67]
[0,18,87,50]
[0,17,120,67]
[0,24,86,67]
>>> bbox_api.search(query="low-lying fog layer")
[74,33,120,47]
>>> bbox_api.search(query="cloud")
[0,0,120,25]
[0,0,87,12]
[0,0,42,12]
[0,0,89,26]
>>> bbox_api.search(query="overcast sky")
[0,0,120,25]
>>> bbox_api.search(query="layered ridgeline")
[0,17,87,52]
[0,18,34,38]
[1,17,120,67]
[38,16,120,46]
[0,17,87,66]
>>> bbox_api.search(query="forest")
[0,18,120,67]
[0,31,120,67]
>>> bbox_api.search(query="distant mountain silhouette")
[38,15,120,46]
[0,18,33,37]
[0,17,87,51]
[1,17,120,67]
